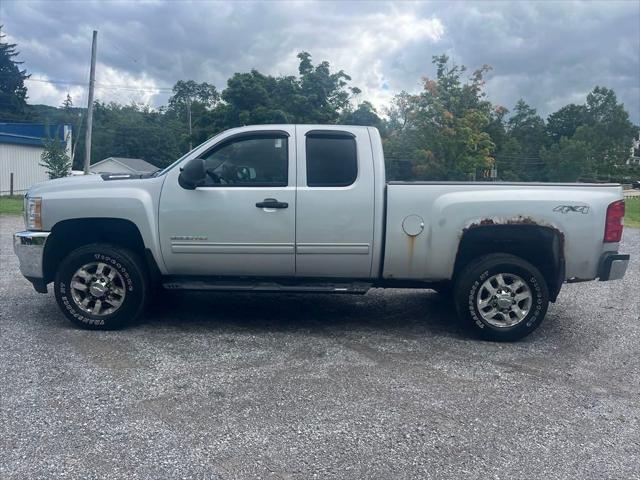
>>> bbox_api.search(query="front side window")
[199,135,288,186]
[306,135,357,187]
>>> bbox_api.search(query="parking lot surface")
[1,213,639,479]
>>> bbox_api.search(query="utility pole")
[84,30,98,174]
[186,96,193,151]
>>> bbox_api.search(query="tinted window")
[306,135,357,187]
[200,135,288,186]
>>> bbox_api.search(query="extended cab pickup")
[14,125,630,340]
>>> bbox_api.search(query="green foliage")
[340,101,382,127]
[83,101,184,168]
[218,52,355,127]
[167,80,219,149]
[61,93,73,109]
[0,195,24,215]
[384,55,495,180]
[168,80,219,111]
[503,100,548,180]
[0,26,29,118]
[577,87,636,173]
[626,197,640,229]
[40,134,71,179]
[546,104,588,142]
[540,138,591,182]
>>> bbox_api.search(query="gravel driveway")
[1,213,639,479]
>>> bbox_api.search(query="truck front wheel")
[454,254,549,341]
[54,243,148,330]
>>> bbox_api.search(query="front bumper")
[598,252,630,281]
[13,230,50,293]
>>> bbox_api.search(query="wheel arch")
[453,224,565,301]
[43,218,161,285]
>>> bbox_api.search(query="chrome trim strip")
[171,242,294,254]
[296,243,370,255]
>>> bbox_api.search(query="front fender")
[38,176,167,273]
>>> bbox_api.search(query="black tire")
[454,253,549,342]
[54,243,148,330]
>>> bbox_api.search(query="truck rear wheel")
[54,243,148,330]
[454,254,549,341]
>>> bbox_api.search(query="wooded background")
[2,31,638,183]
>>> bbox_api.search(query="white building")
[89,157,158,175]
[0,123,72,195]
[628,133,640,166]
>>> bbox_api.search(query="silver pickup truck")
[14,125,630,341]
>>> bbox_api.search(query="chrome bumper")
[598,252,630,281]
[13,231,50,292]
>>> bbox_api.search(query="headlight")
[26,196,42,230]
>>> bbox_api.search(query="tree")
[574,86,636,174]
[61,93,73,110]
[540,137,591,182]
[84,101,183,168]
[0,26,29,118]
[384,91,415,132]
[296,52,352,122]
[494,136,523,181]
[340,101,382,127]
[168,80,219,149]
[168,80,219,111]
[506,100,547,180]
[384,55,495,180]
[40,134,71,179]
[546,103,588,142]
[217,52,358,128]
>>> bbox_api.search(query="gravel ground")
[1,213,639,479]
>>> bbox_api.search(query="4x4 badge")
[553,205,590,214]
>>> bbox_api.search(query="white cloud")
[273,11,445,112]
[94,65,166,106]
[2,0,639,122]
[24,66,167,108]
[24,76,84,108]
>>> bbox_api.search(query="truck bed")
[383,181,624,282]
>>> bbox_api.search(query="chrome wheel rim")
[476,273,532,328]
[70,262,126,316]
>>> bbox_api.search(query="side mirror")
[178,158,205,190]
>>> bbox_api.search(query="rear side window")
[306,134,357,187]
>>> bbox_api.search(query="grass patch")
[626,196,640,229]
[0,195,23,215]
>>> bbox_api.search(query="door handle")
[256,198,288,209]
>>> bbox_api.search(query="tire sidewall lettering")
[467,270,489,329]
[93,253,134,292]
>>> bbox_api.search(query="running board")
[162,279,372,294]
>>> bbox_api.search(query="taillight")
[604,200,625,243]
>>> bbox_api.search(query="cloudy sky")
[2,0,639,122]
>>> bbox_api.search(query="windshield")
[153,129,231,176]
[153,151,192,177]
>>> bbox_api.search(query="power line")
[494,154,543,160]
[39,79,172,92]
[10,76,173,93]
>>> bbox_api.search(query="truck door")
[295,126,376,278]
[158,128,296,276]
